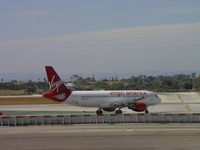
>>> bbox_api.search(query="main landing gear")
[145,110,149,114]
[96,109,103,115]
[96,109,123,115]
[115,109,122,115]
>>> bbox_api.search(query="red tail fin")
[43,66,72,102]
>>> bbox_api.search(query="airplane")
[43,66,161,115]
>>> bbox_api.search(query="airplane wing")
[100,96,145,109]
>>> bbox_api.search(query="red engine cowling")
[128,102,147,112]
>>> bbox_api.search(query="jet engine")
[128,102,147,112]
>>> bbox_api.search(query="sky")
[0,0,200,75]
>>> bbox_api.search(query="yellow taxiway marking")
[185,104,192,112]
[177,94,184,103]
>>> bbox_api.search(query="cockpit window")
[155,94,158,98]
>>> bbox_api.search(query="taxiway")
[1,124,200,150]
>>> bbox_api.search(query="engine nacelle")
[128,102,147,112]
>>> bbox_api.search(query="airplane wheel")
[115,109,122,115]
[145,110,149,114]
[96,109,103,115]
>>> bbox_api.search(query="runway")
[1,92,200,115]
[1,103,200,115]
[1,124,200,150]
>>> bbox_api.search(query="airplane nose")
[157,95,161,103]
[154,94,161,104]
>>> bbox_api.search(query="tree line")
[1,73,200,93]
[70,73,200,92]
[0,80,48,94]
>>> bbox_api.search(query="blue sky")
[0,0,200,74]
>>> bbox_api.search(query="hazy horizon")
[1,70,200,82]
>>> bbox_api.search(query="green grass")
[0,97,59,105]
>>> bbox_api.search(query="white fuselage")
[65,90,161,108]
